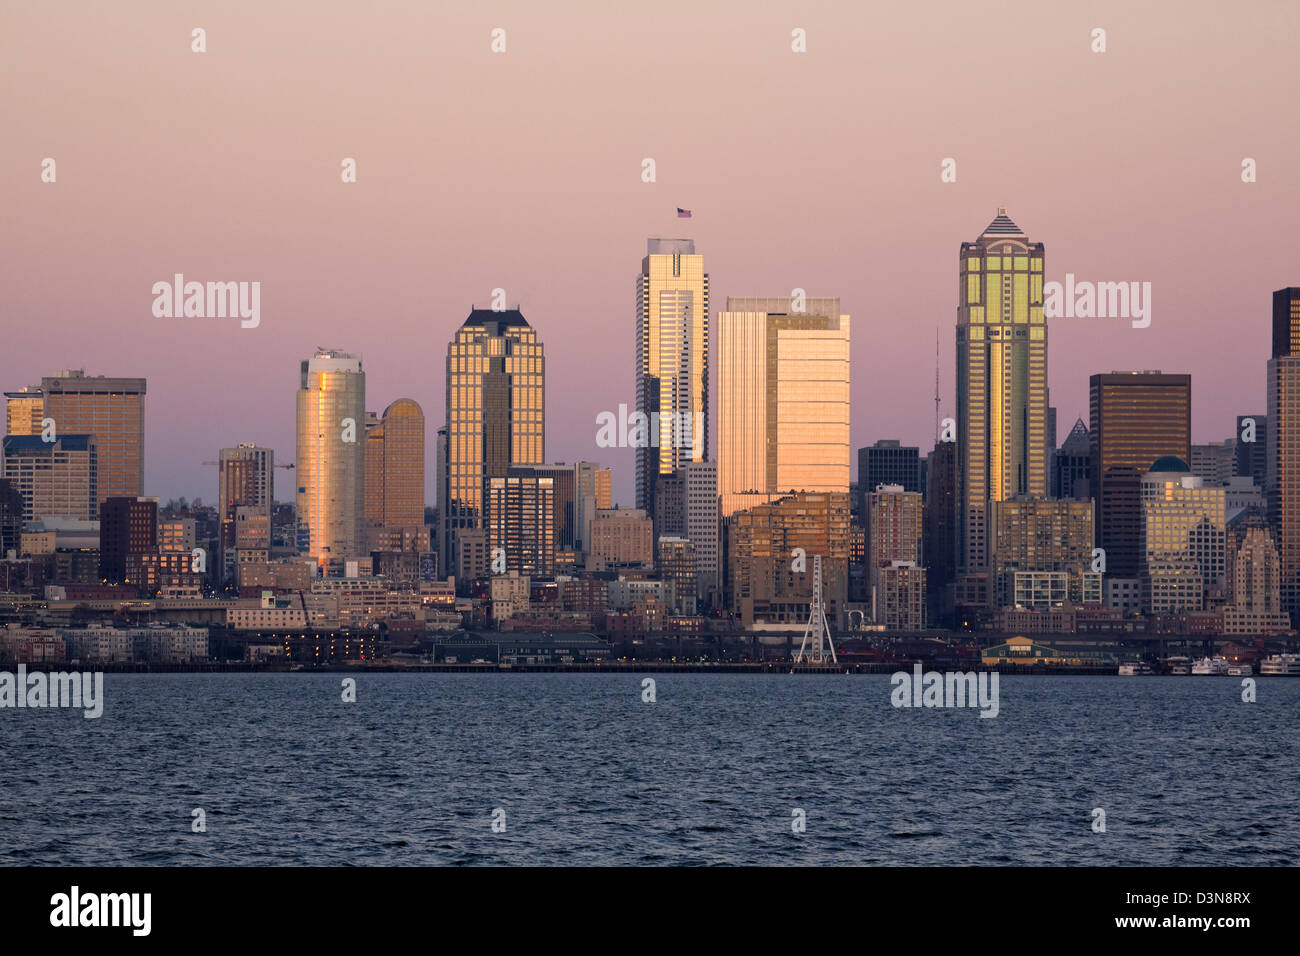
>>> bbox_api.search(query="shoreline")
[1,661,1288,676]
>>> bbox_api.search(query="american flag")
[676,208,692,218]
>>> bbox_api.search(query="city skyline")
[4,2,1297,505]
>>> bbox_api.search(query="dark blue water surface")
[1,673,1295,865]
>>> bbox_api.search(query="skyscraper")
[1089,372,1191,578]
[636,238,708,513]
[439,308,545,565]
[296,350,366,571]
[4,387,44,436]
[364,398,425,529]
[218,443,273,584]
[717,296,850,517]
[99,496,158,583]
[956,210,1048,571]
[866,484,924,610]
[40,370,146,504]
[1267,287,1300,619]
[1,434,97,521]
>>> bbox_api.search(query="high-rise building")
[218,444,273,584]
[0,480,23,557]
[657,536,697,615]
[1141,458,1226,606]
[1053,418,1091,500]
[1089,372,1191,578]
[878,563,927,631]
[364,398,425,529]
[99,496,158,583]
[683,460,720,601]
[988,496,1096,608]
[4,387,44,436]
[485,470,555,577]
[866,484,923,612]
[726,491,850,629]
[440,308,545,567]
[1,434,98,521]
[589,507,653,569]
[1191,440,1236,486]
[573,461,612,554]
[636,238,708,513]
[1234,414,1267,488]
[296,350,366,571]
[956,210,1048,570]
[40,370,146,504]
[857,441,921,519]
[1223,527,1290,635]
[531,464,577,551]
[1267,290,1300,620]
[1270,287,1300,357]
[923,441,959,625]
[717,296,850,517]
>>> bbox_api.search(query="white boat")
[1191,656,1230,675]
[1167,656,1191,675]
[1260,653,1300,676]
[1227,664,1252,677]
[1118,662,1153,676]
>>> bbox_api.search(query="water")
[1,673,1296,865]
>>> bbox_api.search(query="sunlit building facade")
[1268,287,1300,621]
[4,387,44,436]
[1141,459,1227,602]
[296,350,366,570]
[439,309,545,564]
[364,398,425,529]
[40,370,146,505]
[636,238,708,513]
[956,210,1048,571]
[718,296,850,517]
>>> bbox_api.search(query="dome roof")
[1149,455,1190,473]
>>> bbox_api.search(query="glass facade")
[296,350,366,569]
[957,210,1047,570]
[636,239,708,511]
[440,309,544,563]
[718,296,850,517]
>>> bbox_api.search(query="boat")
[1227,664,1252,677]
[1191,656,1230,675]
[1260,653,1300,676]
[1118,662,1153,676]
[1167,656,1191,675]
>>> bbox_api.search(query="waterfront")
[1,674,1296,866]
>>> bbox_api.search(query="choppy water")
[1,673,1296,865]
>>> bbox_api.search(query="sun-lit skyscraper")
[717,296,850,517]
[296,349,366,571]
[40,370,146,505]
[957,210,1048,570]
[636,238,708,514]
[364,398,425,529]
[439,308,545,565]
[1267,286,1300,619]
[4,386,44,436]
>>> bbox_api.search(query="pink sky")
[3,0,1298,505]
